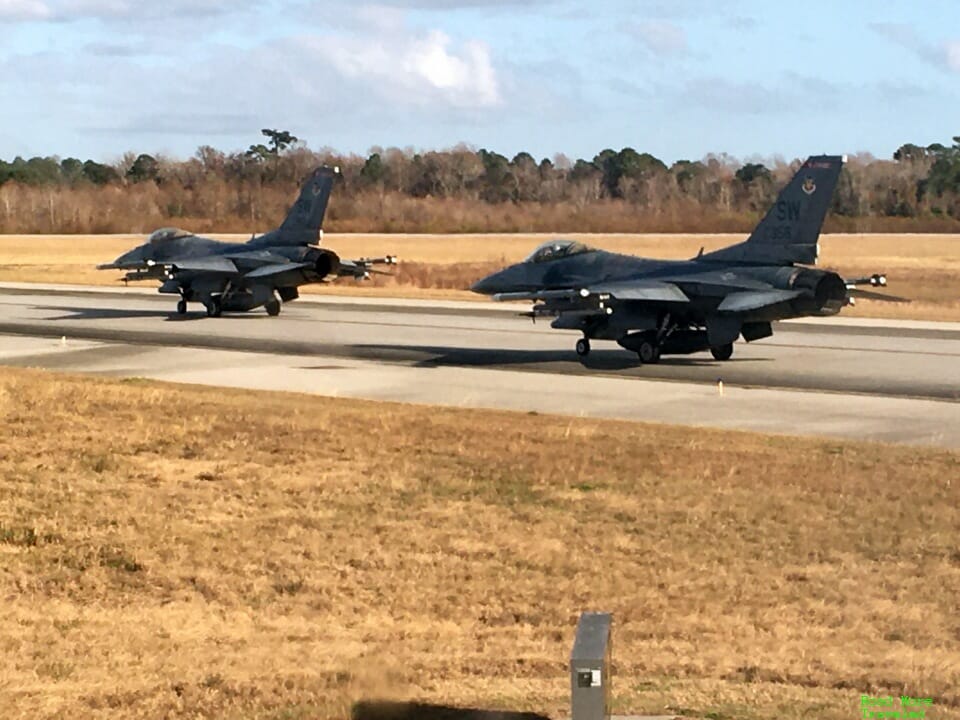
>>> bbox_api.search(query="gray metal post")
[570,612,612,720]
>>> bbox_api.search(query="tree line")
[1,129,959,234]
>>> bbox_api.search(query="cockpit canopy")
[523,239,594,263]
[147,227,193,245]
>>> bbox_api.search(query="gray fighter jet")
[472,155,896,363]
[98,167,396,317]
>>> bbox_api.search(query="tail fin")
[274,166,339,244]
[701,155,844,266]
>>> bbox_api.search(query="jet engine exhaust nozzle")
[311,249,341,279]
[789,268,848,316]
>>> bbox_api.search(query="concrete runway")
[1,283,958,448]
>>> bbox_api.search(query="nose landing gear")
[575,337,591,358]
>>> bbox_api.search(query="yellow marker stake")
[717,379,724,396]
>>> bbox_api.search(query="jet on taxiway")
[472,155,901,363]
[98,167,396,317]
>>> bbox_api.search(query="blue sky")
[1,0,958,164]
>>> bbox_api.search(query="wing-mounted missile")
[118,266,166,283]
[843,273,909,304]
[336,255,398,281]
[845,273,887,289]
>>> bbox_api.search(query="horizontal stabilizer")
[717,289,803,313]
[848,288,911,303]
[244,262,310,279]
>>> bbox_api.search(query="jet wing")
[717,289,804,313]
[166,256,239,274]
[243,262,310,279]
[588,280,690,302]
[493,280,689,303]
[98,256,238,274]
[242,256,398,285]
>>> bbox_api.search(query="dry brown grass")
[0,368,958,719]
[0,233,958,320]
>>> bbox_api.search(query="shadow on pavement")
[36,305,204,322]
[352,701,550,720]
[35,305,281,322]
[351,343,766,371]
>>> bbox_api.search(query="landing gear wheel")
[575,337,591,357]
[265,298,281,316]
[176,299,187,315]
[637,341,659,364]
[711,343,734,361]
[205,297,222,318]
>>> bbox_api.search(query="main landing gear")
[577,327,735,364]
[636,339,660,364]
[264,292,282,316]
[710,343,734,361]
[176,299,187,315]
[205,296,222,318]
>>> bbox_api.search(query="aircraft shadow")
[37,306,280,322]
[37,306,207,322]
[352,701,549,720]
[351,343,768,370]
[352,343,640,370]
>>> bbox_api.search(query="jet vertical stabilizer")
[270,166,340,246]
[701,155,844,266]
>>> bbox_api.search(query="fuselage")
[107,233,308,270]
[472,248,847,325]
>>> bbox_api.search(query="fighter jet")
[98,167,396,317]
[472,155,898,363]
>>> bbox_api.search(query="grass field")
[0,233,958,320]
[0,368,958,719]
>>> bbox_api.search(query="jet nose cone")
[471,266,522,295]
[99,245,147,270]
[470,273,498,295]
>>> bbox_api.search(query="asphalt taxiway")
[0,283,958,448]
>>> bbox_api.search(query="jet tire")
[575,337,591,357]
[176,299,187,315]
[710,343,734,361]
[265,299,281,316]
[205,297,222,318]
[637,341,659,364]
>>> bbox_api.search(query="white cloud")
[318,27,501,108]
[871,22,960,76]
[0,0,248,22]
[947,41,960,72]
[0,0,52,21]
[630,19,687,56]
[0,0,505,162]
